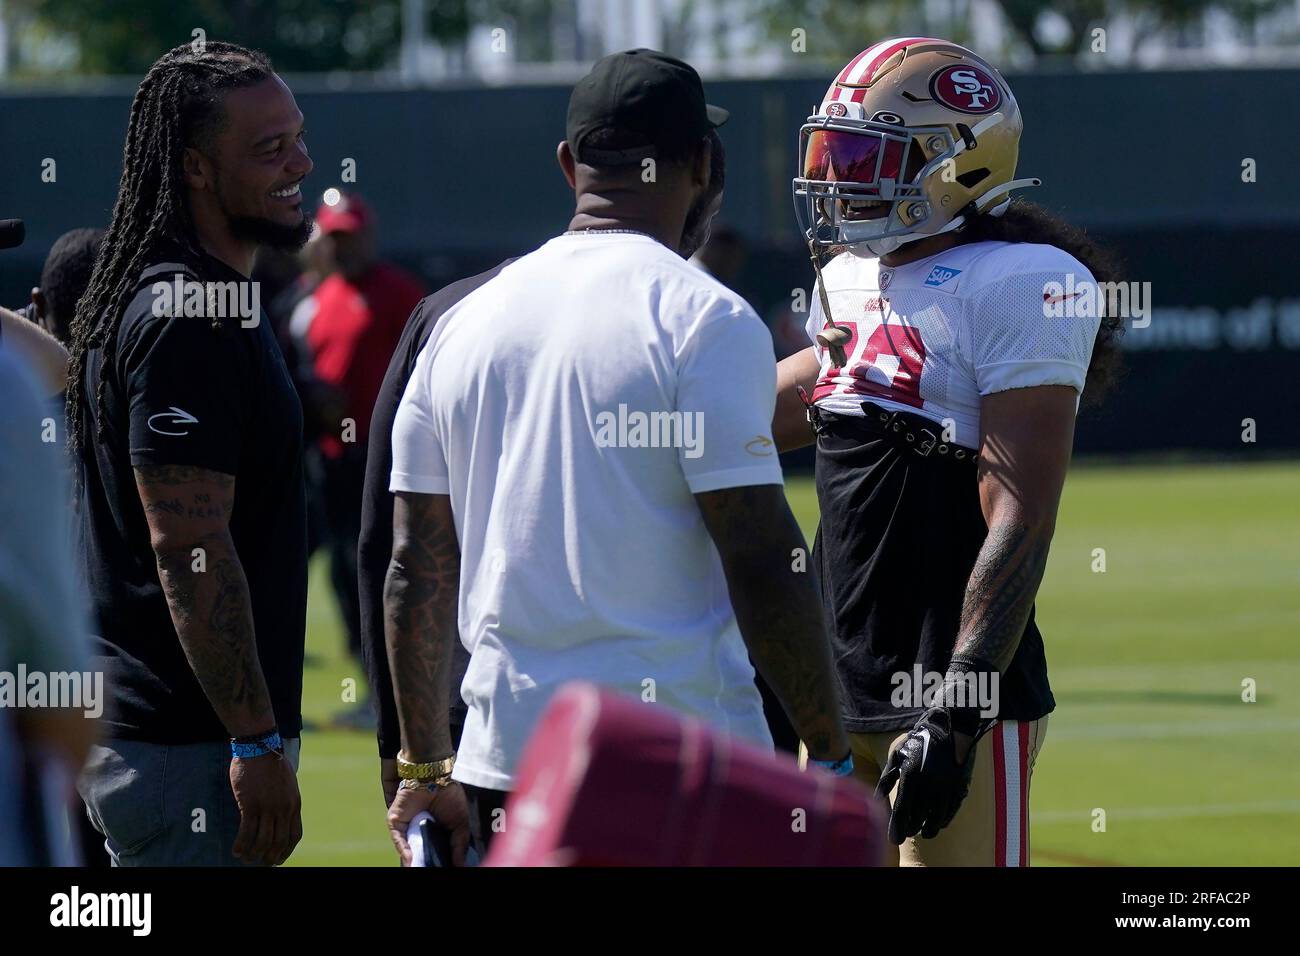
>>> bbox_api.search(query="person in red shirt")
[306,193,425,665]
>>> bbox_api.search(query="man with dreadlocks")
[68,42,313,866]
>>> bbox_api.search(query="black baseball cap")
[567,49,728,166]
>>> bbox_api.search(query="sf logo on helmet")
[929,65,1002,114]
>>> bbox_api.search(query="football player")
[774,38,1123,865]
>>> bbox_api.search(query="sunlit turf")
[290,461,1300,866]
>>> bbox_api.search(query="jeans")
[78,736,301,867]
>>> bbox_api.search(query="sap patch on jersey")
[923,265,963,289]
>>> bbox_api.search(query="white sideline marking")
[1036,799,1300,824]
[1048,716,1300,741]
[1051,659,1297,683]
[295,840,390,854]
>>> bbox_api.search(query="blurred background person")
[301,192,425,680]
[260,229,338,568]
[0,305,69,395]
[689,221,746,288]
[0,349,95,866]
[3,226,108,864]
[684,138,800,757]
[28,227,106,348]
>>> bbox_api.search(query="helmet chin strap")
[808,240,852,367]
[860,234,906,257]
[851,177,1042,258]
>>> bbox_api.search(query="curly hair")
[959,199,1126,403]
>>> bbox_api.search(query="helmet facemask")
[794,116,961,258]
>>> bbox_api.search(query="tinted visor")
[803,128,906,187]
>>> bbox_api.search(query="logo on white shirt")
[923,265,962,288]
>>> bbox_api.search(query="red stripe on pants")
[993,726,1007,866]
[1019,722,1031,866]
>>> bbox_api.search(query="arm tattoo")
[384,494,460,760]
[696,485,847,760]
[135,464,218,486]
[136,464,273,735]
[952,521,1053,674]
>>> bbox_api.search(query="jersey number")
[827,319,927,408]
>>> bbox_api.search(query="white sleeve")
[969,269,1101,397]
[389,343,450,494]
[675,305,784,494]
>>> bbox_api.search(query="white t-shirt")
[807,240,1101,449]
[391,232,782,789]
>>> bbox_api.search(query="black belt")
[807,400,980,466]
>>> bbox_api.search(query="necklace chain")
[563,227,652,238]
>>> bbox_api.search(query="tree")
[753,0,958,67]
[11,0,452,75]
[992,0,1287,56]
[753,0,1289,63]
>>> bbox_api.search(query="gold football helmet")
[793,37,1041,258]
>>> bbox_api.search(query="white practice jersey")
[806,240,1101,449]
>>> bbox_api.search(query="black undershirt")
[358,261,514,759]
[812,413,1055,732]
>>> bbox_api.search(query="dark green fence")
[2,67,1297,453]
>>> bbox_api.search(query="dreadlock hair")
[65,42,275,471]
[959,198,1126,403]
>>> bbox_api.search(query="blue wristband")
[231,731,283,759]
[808,752,854,777]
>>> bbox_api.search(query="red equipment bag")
[484,681,886,866]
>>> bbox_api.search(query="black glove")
[875,706,982,845]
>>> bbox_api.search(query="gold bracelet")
[396,751,455,782]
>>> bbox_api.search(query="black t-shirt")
[76,241,307,743]
[812,410,1055,732]
[358,261,512,759]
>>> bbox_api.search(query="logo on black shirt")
[146,406,199,436]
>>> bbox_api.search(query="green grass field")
[289,460,1300,866]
